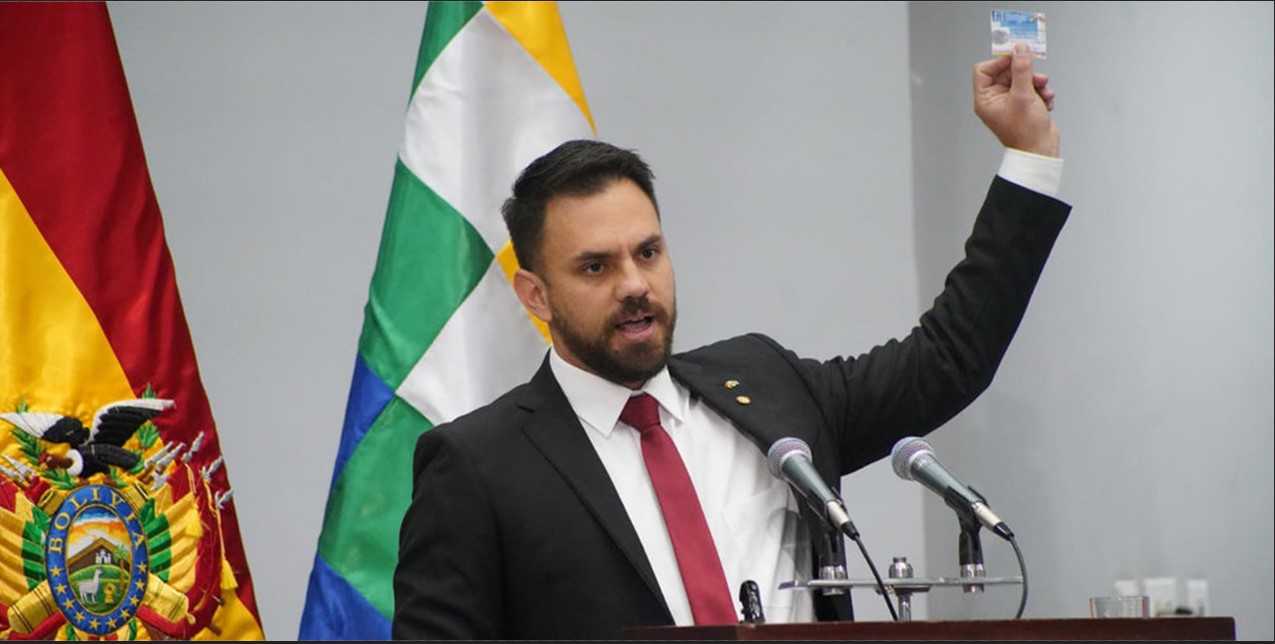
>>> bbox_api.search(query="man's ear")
[513,268,552,323]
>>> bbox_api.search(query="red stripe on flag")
[0,2,260,623]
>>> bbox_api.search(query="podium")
[622,617,1236,640]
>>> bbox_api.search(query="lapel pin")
[735,395,752,405]
[725,379,740,389]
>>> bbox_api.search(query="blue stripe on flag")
[298,554,392,640]
[329,354,396,490]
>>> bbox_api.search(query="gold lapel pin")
[725,379,740,389]
[735,395,752,405]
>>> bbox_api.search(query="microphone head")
[890,436,934,481]
[766,437,812,478]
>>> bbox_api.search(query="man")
[393,44,1068,640]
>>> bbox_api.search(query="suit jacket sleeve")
[393,428,503,640]
[774,176,1071,473]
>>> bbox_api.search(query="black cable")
[846,530,899,621]
[1009,534,1028,619]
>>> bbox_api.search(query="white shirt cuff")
[997,148,1065,198]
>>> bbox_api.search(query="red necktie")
[620,393,737,625]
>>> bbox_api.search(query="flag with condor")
[0,3,265,639]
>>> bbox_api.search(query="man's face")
[522,178,676,389]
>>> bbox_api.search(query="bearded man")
[393,44,1069,640]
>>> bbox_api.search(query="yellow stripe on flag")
[487,1,596,133]
[495,240,551,342]
[0,495,36,602]
[0,166,133,418]
[192,580,264,641]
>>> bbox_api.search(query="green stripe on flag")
[359,159,493,389]
[318,396,432,619]
[412,1,484,97]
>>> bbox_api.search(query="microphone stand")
[957,517,986,593]
[944,485,987,593]
[796,492,899,621]
[801,502,848,599]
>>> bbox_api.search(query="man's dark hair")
[502,139,658,274]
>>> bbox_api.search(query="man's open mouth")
[615,315,655,336]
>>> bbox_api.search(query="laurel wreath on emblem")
[0,391,239,640]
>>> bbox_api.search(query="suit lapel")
[517,359,671,619]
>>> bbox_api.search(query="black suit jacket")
[392,177,1070,640]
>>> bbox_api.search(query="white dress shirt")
[1000,147,1064,197]
[550,350,814,625]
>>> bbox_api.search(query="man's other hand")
[973,42,1060,157]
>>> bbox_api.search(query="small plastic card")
[991,9,1046,59]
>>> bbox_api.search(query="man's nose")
[614,259,650,301]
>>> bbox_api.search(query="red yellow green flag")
[0,3,265,639]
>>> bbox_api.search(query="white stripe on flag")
[397,262,548,425]
[400,8,594,255]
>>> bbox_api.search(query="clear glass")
[1089,595,1150,618]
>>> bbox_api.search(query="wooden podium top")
[622,616,1236,640]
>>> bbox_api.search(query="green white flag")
[300,2,594,638]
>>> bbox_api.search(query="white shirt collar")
[549,346,686,436]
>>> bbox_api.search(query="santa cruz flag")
[299,1,595,639]
[0,3,265,639]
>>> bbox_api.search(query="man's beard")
[550,295,676,386]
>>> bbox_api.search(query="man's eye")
[639,248,658,260]
[583,262,603,274]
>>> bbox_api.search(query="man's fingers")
[974,55,1013,78]
[1010,42,1035,94]
[974,49,1047,93]
[986,68,1043,90]
[973,55,1013,90]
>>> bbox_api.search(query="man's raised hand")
[973,42,1060,157]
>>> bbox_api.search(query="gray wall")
[106,1,1273,639]
[909,2,1274,640]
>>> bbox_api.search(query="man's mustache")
[611,296,663,325]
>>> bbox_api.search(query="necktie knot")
[620,393,662,434]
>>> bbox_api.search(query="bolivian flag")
[0,3,264,639]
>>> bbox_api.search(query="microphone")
[766,437,858,538]
[891,436,1014,540]
[738,580,765,624]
